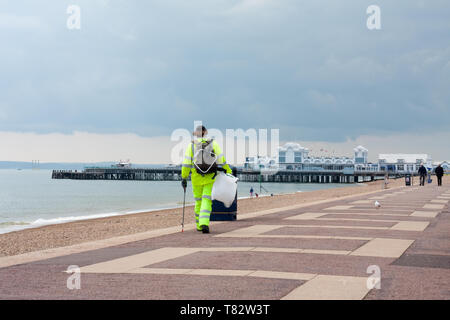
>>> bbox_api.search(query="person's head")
[438,164,442,167]
[193,125,207,138]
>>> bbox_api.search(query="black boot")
[201,225,210,234]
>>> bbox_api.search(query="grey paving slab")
[392,253,450,269]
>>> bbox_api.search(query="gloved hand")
[181,179,187,190]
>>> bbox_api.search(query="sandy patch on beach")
[0,176,438,257]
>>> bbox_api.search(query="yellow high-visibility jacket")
[181,138,232,186]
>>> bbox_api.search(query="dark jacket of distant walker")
[418,166,427,176]
[435,166,444,177]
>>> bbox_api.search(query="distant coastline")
[0,161,166,170]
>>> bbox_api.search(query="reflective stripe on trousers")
[192,182,213,229]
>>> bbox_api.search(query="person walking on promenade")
[383,173,389,189]
[250,187,254,198]
[435,164,444,186]
[181,125,232,233]
[418,164,427,186]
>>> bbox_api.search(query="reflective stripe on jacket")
[181,138,232,186]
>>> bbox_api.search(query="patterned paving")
[0,184,449,300]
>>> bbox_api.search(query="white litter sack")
[211,172,238,208]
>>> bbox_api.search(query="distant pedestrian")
[383,174,389,189]
[250,187,254,198]
[418,164,427,186]
[435,164,444,186]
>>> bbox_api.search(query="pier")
[52,167,397,183]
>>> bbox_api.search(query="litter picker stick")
[181,186,186,232]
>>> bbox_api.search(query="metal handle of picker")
[181,185,186,232]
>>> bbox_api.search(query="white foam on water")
[0,212,120,234]
[31,212,122,225]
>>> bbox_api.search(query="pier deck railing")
[52,167,401,183]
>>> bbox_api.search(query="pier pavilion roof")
[303,156,354,165]
[378,154,430,164]
[353,145,368,152]
[278,142,309,152]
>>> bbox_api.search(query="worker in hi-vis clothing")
[181,125,232,233]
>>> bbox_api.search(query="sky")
[0,0,449,164]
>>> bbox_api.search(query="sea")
[0,169,359,234]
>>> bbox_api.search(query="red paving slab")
[262,226,424,239]
[113,236,367,251]
[322,214,433,222]
[272,220,399,227]
[0,184,449,299]
[148,251,395,277]
[398,211,450,256]
[364,265,450,300]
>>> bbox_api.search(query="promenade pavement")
[0,183,449,300]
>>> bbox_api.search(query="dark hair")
[194,125,207,137]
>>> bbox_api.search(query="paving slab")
[423,204,445,210]
[281,275,370,300]
[390,221,429,231]
[350,238,414,258]
[431,199,448,204]
[410,211,440,218]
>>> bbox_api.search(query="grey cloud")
[0,0,449,142]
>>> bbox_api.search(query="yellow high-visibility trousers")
[192,183,213,230]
